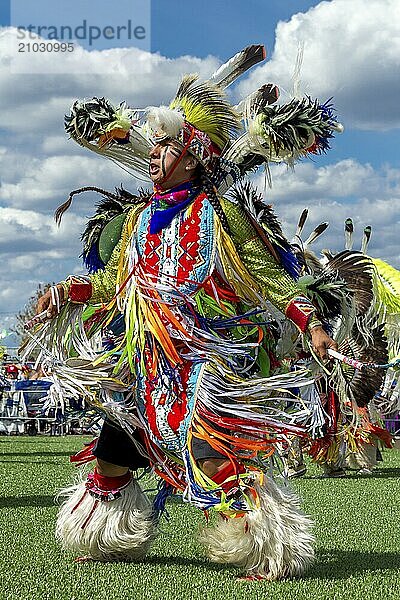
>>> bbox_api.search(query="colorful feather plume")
[248,96,339,158]
[296,271,350,322]
[292,220,377,330]
[65,97,120,142]
[169,75,242,150]
[64,97,152,180]
[223,96,342,177]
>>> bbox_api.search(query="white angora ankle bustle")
[199,475,314,580]
[55,470,156,561]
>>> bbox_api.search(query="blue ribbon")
[149,182,201,234]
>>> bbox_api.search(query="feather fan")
[332,325,387,409]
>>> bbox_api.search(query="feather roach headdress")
[147,74,242,166]
[62,44,343,190]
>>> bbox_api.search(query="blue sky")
[151,0,321,57]
[0,0,399,340]
[1,0,322,53]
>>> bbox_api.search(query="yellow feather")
[372,258,400,315]
[170,76,242,149]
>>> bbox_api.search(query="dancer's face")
[149,140,197,190]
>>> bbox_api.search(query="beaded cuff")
[285,296,316,333]
[67,275,93,304]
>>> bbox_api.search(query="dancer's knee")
[96,458,129,477]
[198,458,229,478]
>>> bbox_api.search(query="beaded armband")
[66,275,93,304]
[285,296,316,333]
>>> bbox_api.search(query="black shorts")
[93,418,225,470]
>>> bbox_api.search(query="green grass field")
[1,436,400,600]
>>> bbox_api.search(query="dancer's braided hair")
[54,185,147,225]
[199,170,231,236]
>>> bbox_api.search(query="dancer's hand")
[310,326,338,361]
[25,284,66,329]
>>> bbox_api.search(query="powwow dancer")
[26,46,353,580]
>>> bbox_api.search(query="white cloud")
[0,206,53,238]
[259,159,396,202]
[0,28,219,133]
[253,160,400,267]
[0,206,85,254]
[0,153,140,210]
[238,0,400,131]
[41,135,79,154]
